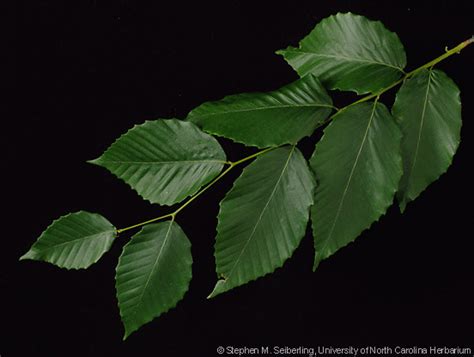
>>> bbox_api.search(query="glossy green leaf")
[277,12,406,94]
[187,75,333,148]
[209,146,315,298]
[115,221,192,339]
[310,103,402,269]
[20,211,116,269]
[392,69,461,212]
[90,119,226,205]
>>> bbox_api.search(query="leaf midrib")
[405,70,433,193]
[33,229,114,253]
[283,49,404,71]
[221,146,295,282]
[127,221,174,321]
[322,103,378,249]
[192,103,333,119]
[97,159,226,165]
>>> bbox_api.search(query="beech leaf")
[20,211,116,269]
[90,119,226,205]
[188,75,333,148]
[115,221,192,339]
[310,103,402,269]
[277,12,407,94]
[392,69,462,211]
[209,146,315,298]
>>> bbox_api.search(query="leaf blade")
[188,75,333,148]
[20,211,116,269]
[115,221,192,339]
[90,119,226,205]
[277,12,406,94]
[209,146,315,297]
[392,69,461,211]
[310,103,402,268]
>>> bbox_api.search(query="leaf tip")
[313,251,325,272]
[206,290,219,300]
[86,157,101,166]
[19,249,35,262]
[275,45,296,57]
[312,258,321,272]
[122,324,136,341]
[207,279,227,299]
[398,197,408,213]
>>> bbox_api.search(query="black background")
[8,1,474,356]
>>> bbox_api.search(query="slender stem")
[116,38,472,234]
[117,213,174,234]
[173,147,275,215]
[231,146,275,166]
[116,147,275,233]
[413,37,473,72]
[172,165,234,216]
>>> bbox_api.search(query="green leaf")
[310,102,402,269]
[277,12,406,94]
[90,119,226,205]
[20,211,116,269]
[115,221,192,339]
[209,146,315,298]
[187,75,333,148]
[392,69,461,212]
